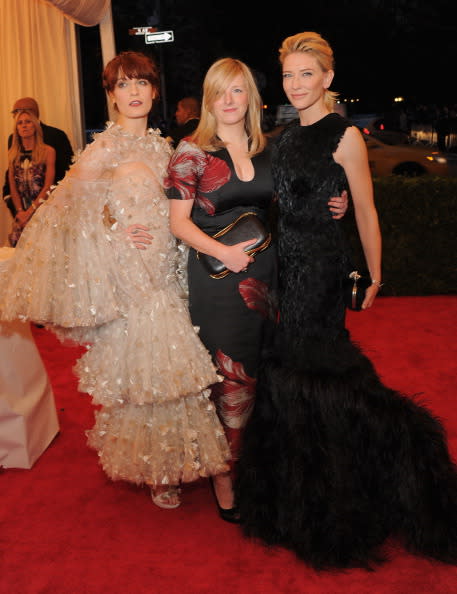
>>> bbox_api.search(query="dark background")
[78,0,456,133]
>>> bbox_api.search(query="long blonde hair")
[191,58,266,157]
[279,32,338,111]
[8,111,48,167]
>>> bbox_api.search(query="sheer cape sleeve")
[0,127,128,331]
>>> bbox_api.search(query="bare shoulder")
[342,124,365,147]
[335,125,367,165]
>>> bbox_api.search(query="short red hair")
[102,51,160,94]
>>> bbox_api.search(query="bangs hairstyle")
[279,32,338,110]
[191,58,266,157]
[8,110,47,167]
[102,51,160,95]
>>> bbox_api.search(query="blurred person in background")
[3,97,73,218]
[167,96,201,146]
[7,110,55,246]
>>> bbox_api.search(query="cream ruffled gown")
[0,123,230,486]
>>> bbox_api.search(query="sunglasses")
[11,108,35,115]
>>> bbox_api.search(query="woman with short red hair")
[0,51,231,509]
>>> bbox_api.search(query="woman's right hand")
[220,239,256,273]
[125,224,153,250]
[169,200,254,271]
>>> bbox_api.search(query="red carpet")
[1,296,457,594]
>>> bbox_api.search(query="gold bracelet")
[371,279,384,288]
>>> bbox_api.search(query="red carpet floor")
[1,296,457,594]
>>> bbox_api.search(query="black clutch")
[343,270,372,311]
[197,212,272,279]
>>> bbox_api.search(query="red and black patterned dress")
[165,139,277,459]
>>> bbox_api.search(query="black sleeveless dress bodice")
[236,114,457,569]
[275,113,351,343]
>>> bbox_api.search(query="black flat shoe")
[210,478,241,524]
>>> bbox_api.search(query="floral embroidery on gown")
[0,123,230,487]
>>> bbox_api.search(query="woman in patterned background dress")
[7,110,55,246]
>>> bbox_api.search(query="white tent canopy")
[0,0,115,245]
[43,0,111,26]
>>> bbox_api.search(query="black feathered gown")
[235,114,457,569]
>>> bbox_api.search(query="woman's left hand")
[361,283,379,309]
[329,190,348,219]
[126,224,153,250]
[16,209,32,229]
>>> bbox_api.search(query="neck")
[298,103,330,127]
[115,115,148,136]
[21,138,35,151]
[217,122,248,147]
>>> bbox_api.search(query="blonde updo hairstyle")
[191,57,266,157]
[279,31,338,111]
